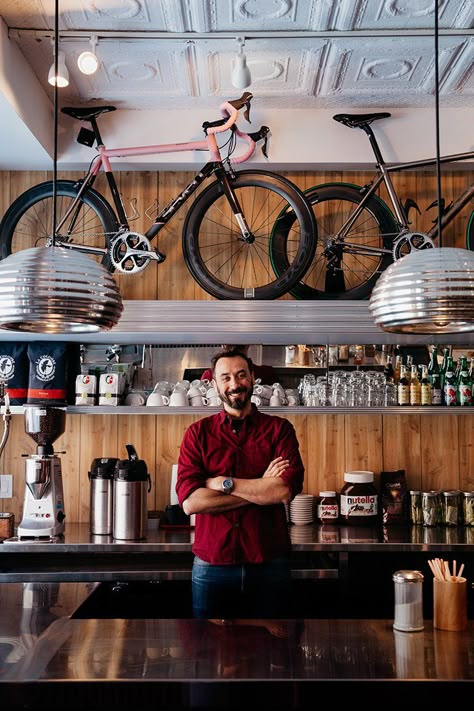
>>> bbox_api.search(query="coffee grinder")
[17,406,66,539]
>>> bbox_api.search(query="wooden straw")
[457,563,465,581]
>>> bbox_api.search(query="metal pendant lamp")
[0,0,122,334]
[369,0,474,335]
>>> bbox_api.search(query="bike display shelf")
[1,300,471,345]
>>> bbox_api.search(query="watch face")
[222,478,233,493]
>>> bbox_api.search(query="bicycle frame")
[334,137,474,256]
[57,125,251,256]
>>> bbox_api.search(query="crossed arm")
[182,457,291,516]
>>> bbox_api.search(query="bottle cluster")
[384,347,473,406]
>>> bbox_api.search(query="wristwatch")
[222,477,234,494]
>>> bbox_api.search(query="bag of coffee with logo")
[0,343,29,405]
[27,342,70,406]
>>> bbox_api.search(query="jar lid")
[409,490,422,494]
[319,491,336,497]
[443,489,461,497]
[393,570,424,583]
[343,471,374,483]
[462,491,474,497]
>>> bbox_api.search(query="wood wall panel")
[0,168,473,523]
[1,413,474,522]
[382,415,421,487]
[420,415,459,490]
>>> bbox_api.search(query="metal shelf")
[9,405,473,416]
[2,300,473,345]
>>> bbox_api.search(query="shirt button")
[234,522,240,528]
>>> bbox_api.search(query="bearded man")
[176,347,304,619]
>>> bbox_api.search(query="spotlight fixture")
[78,35,100,75]
[48,49,69,87]
[231,36,251,90]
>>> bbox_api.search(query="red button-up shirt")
[176,404,304,565]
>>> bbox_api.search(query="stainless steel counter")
[1,581,473,710]
[1,522,473,584]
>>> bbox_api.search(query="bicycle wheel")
[0,180,119,270]
[465,208,474,251]
[271,183,399,300]
[182,170,316,300]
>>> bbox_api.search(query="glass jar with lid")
[442,490,462,527]
[422,491,441,527]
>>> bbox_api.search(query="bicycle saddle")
[333,112,391,128]
[61,106,117,122]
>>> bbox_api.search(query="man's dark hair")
[211,347,254,376]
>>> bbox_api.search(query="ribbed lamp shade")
[369,247,474,334]
[0,247,123,333]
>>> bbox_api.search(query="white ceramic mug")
[124,390,147,406]
[208,396,222,407]
[254,384,273,399]
[206,387,218,399]
[169,391,188,407]
[287,395,299,406]
[190,395,209,406]
[146,392,170,406]
[269,394,283,406]
[187,386,206,399]
[273,383,285,397]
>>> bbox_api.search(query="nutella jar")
[317,491,339,523]
[340,471,378,525]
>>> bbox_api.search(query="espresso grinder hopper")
[17,407,66,539]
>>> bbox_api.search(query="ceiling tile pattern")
[1,0,474,109]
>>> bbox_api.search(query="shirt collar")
[218,402,259,427]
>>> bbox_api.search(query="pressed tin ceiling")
[1,0,473,111]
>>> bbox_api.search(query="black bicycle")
[0,92,316,301]
[271,111,474,299]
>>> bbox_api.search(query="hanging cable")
[434,0,443,247]
[52,0,59,247]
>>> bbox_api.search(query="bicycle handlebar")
[203,92,269,164]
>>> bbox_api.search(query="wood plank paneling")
[0,168,473,523]
[382,414,421,489]
[420,415,459,490]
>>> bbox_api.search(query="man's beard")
[220,386,252,411]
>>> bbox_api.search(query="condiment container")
[317,491,338,523]
[393,570,424,632]
[339,471,378,525]
[422,490,441,527]
[442,489,462,527]
[462,491,474,526]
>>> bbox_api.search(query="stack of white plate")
[289,494,314,526]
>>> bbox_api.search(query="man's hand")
[262,456,289,478]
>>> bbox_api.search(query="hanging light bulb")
[231,36,251,90]
[48,49,69,87]
[78,35,100,75]
[0,0,122,334]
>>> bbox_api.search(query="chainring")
[109,231,152,274]
[392,232,435,261]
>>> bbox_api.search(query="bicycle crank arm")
[124,248,166,262]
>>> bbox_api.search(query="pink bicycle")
[0,92,316,300]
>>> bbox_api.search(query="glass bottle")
[420,365,432,406]
[428,346,442,405]
[397,365,410,406]
[409,364,421,406]
[469,357,474,381]
[394,354,402,385]
[440,347,450,403]
[384,355,395,383]
[458,356,472,406]
[443,356,457,407]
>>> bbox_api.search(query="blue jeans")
[192,556,291,618]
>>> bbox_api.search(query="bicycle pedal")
[155,250,166,263]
